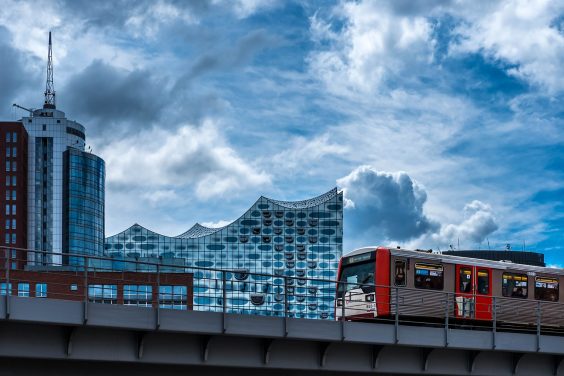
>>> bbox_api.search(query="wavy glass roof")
[107,188,340,239]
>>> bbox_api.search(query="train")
[335,247,563,327]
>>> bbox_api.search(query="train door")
[455,265,492,321]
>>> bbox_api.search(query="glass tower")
[63,148,105,265]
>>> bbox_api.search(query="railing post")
[156,262,161,330]
[341,281,346,341]
[444,292,449,347]
[492,296,497,349]
[283,276,288,337]
[83,256,88,324]
[536,301,541,352]
[5,247,10,319]
[394,286,399,344]
[222,271,227,333]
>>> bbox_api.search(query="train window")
[535,277,559,302]
[502,273,528,298]
[414,263,444,290]
[477,270,489,295]
[337,261,375,298]
[394,260,406,287]
[459,267,472,293]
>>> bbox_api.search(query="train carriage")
[336,247,564,328]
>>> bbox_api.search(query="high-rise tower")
[16,32,106,266]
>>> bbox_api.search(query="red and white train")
[336,247,563,326]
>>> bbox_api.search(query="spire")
[43,31,56,109]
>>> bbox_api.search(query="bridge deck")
[1,296,564,375]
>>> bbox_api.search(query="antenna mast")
[43,31,56,109]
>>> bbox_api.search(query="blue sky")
[0,0,563,265]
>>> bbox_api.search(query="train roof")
[344,246,564,276]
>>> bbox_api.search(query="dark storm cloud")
[61,60,168,136]
[174,29,277,91]
[0,27,41,118]
[337,166,440,241]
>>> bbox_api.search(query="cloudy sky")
[1,0,563,265]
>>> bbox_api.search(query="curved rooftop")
[107,187,340,239]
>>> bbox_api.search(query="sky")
[0,0,563,265]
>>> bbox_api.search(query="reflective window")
[159,285,187,310]
[459,267,472,293]
[11,176,15,186]
[11,219,15,230]
[124,285,152,307]
[88,284,117,304]
[36,283,47,297]
[5,148,9,157]
[11,191,15,200]
[5,161,9,172]
[502,273,528,298]
[4,220,9,230]
[12,132,17,142]
[477,270,489,295]
[11,233,16,244]
[5,133,10,142]
[18,283,30,297]
[0,283,12,295]
[12,161,16,172]
[414,263,444,290]
[535,277,559,302]
[11,205,15,215]
[12,147,16,157]
[394,260,406,287]
[5,204,9,215]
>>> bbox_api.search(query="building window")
[12,161,16,172]
[5,191,9,201]
[11,191,15,200]
[414,263,444,290]
[5,205,9,215]
[4,220,9,230]
[502,273,528,298]
[5,133,10,143]
[5,175,9,186]
[70,284,78,291]
[477,270,490,295]
[36,283,48,297]
[11,219,15,230]
[159,285,187,310]
[11,233,16,244]
[12,132,17,142]
[5,148,9,157]
[459,267,472,293]
[11,205,15,215]
[12,147,16,157]
[0,283,12,295]
[88,284,117,304]
[5,161,9,172]
[124,285,152,307]
[4,234,9,244]
[11,176,15,186]
[18,283,30,297]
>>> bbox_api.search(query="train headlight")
[365,295,374,302]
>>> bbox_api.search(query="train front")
[335,247,390,320]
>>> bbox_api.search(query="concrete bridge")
[1,296,564,375]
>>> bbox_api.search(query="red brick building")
[0,122,28,270]
[0,268,193,310]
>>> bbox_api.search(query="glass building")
[63,148,105,265]
[104,188,343,319]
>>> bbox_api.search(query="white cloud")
[215,0,282,19]
[200,219,233,228]
[308,0,436,95]
[100,119,271,200]
[450,0,564,92]
[431,200,499,247]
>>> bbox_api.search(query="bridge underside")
[1,297,564,375]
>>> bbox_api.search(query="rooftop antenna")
[43,31,56,109]
[487,238,491,250]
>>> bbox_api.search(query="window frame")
[477,269,490,295]
[394,259,407,287]
[534,276,559,302]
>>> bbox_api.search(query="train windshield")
[337,261,375,298]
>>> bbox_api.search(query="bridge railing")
[0,246,563,337]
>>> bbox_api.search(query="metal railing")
[1,246,564,341]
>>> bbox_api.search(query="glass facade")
[104,188,343,319]
[63,149,105,265]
